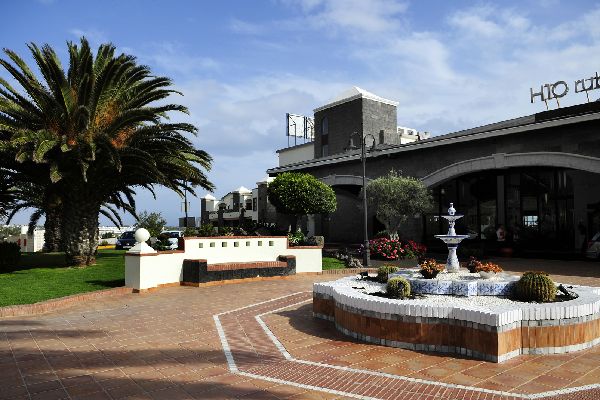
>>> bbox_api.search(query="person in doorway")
[496,225,506,242]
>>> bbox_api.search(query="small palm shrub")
[377,265,399,283]
[514,271,557,302]
[0,242,21,272]
[387,277,411,299]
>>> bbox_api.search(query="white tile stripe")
[212,314,238,373]
[214,291,600,400]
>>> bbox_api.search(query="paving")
[1,258,600,399]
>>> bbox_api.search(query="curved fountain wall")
[313,276,600,362]
[390,270,519,297]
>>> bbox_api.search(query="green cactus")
[387,277,411,299]
[514,271,557,302]
[377,265,399,283]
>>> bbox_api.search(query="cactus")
[514,271,557,302]
[387,277,411,299]
[377,265,399,283]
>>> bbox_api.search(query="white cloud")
[69,28,109,46]
[135,42,220,76]
[284,0,408,35]
[229,18,265,35]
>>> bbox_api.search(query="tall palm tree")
[0,38,213,265]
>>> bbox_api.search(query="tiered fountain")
[434,203,469,273]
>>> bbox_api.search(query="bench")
[182,255,296,285]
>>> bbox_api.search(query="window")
[523,215,538,227]
[321,117,328,136]
[379,130,384,144]
[322,144,329,157]
[252,198,257,211]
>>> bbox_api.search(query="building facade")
[268,88,600,256]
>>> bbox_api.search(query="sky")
[2,0,600,226]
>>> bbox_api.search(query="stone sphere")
[134,228,150,243]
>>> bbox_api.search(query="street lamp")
[348,132,376,267]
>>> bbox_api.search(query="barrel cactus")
[514,271,557,302]
[377,265,399,283]
[387,277,411,299]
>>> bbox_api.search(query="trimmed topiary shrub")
[387,277,411,299]
[377,265,399,283]
[514,271,557,302]
[0,242,21,272]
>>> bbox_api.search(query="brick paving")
[1,258,600,399]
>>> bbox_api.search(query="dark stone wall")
[313,98,399,158]
[362,99,397,145]
[314,98,363,158]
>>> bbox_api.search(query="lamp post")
[348,132,376,267]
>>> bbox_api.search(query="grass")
[322,256,347,270]
[0,252,350,307]
[0,249,126,307]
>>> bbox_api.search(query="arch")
[320,174,372,187]
[421,152,600,187]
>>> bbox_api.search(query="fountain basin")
[390,269,519,297]
[313,276,600,362]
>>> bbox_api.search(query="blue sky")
[2,0,600,226]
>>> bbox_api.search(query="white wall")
[7,230,45,252]
[277,143,315,166]
[125,236,322,290]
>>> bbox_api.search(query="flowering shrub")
[475,262,503,274]
[366,238,426,260]
[419,258,445,279]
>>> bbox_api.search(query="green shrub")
[99,240,109,246]
[514,271,557,302]
[387,277,411,299]
[377,265,399,283]
[101,232,115,239]
[288,231,305,246]
[197,223,216,237]
[0,242,21,272]
[183,227,198,237]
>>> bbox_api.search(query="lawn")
[322,256,347,270]
[0,249,126,307]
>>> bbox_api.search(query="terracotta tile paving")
[1,261,600,399]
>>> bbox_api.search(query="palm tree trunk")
[43,193,62,252]
[61,190,100,266]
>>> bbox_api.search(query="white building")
[200,177,277,227]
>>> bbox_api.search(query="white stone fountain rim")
[314,276,600,327]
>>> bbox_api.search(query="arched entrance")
[422,154,600,256]
[317,175,381,243]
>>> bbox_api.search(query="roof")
[269,101,600,174]
[314,86,399,113]
[202,194,216,200]
[233,186,251,193]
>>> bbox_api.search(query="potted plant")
[466,256,482,273]
[419,259,445,279]
[476,262,503,279]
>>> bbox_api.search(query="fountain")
[312,200,600,362]
[434,203,469,273]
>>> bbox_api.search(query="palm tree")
[0,38,213,265]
